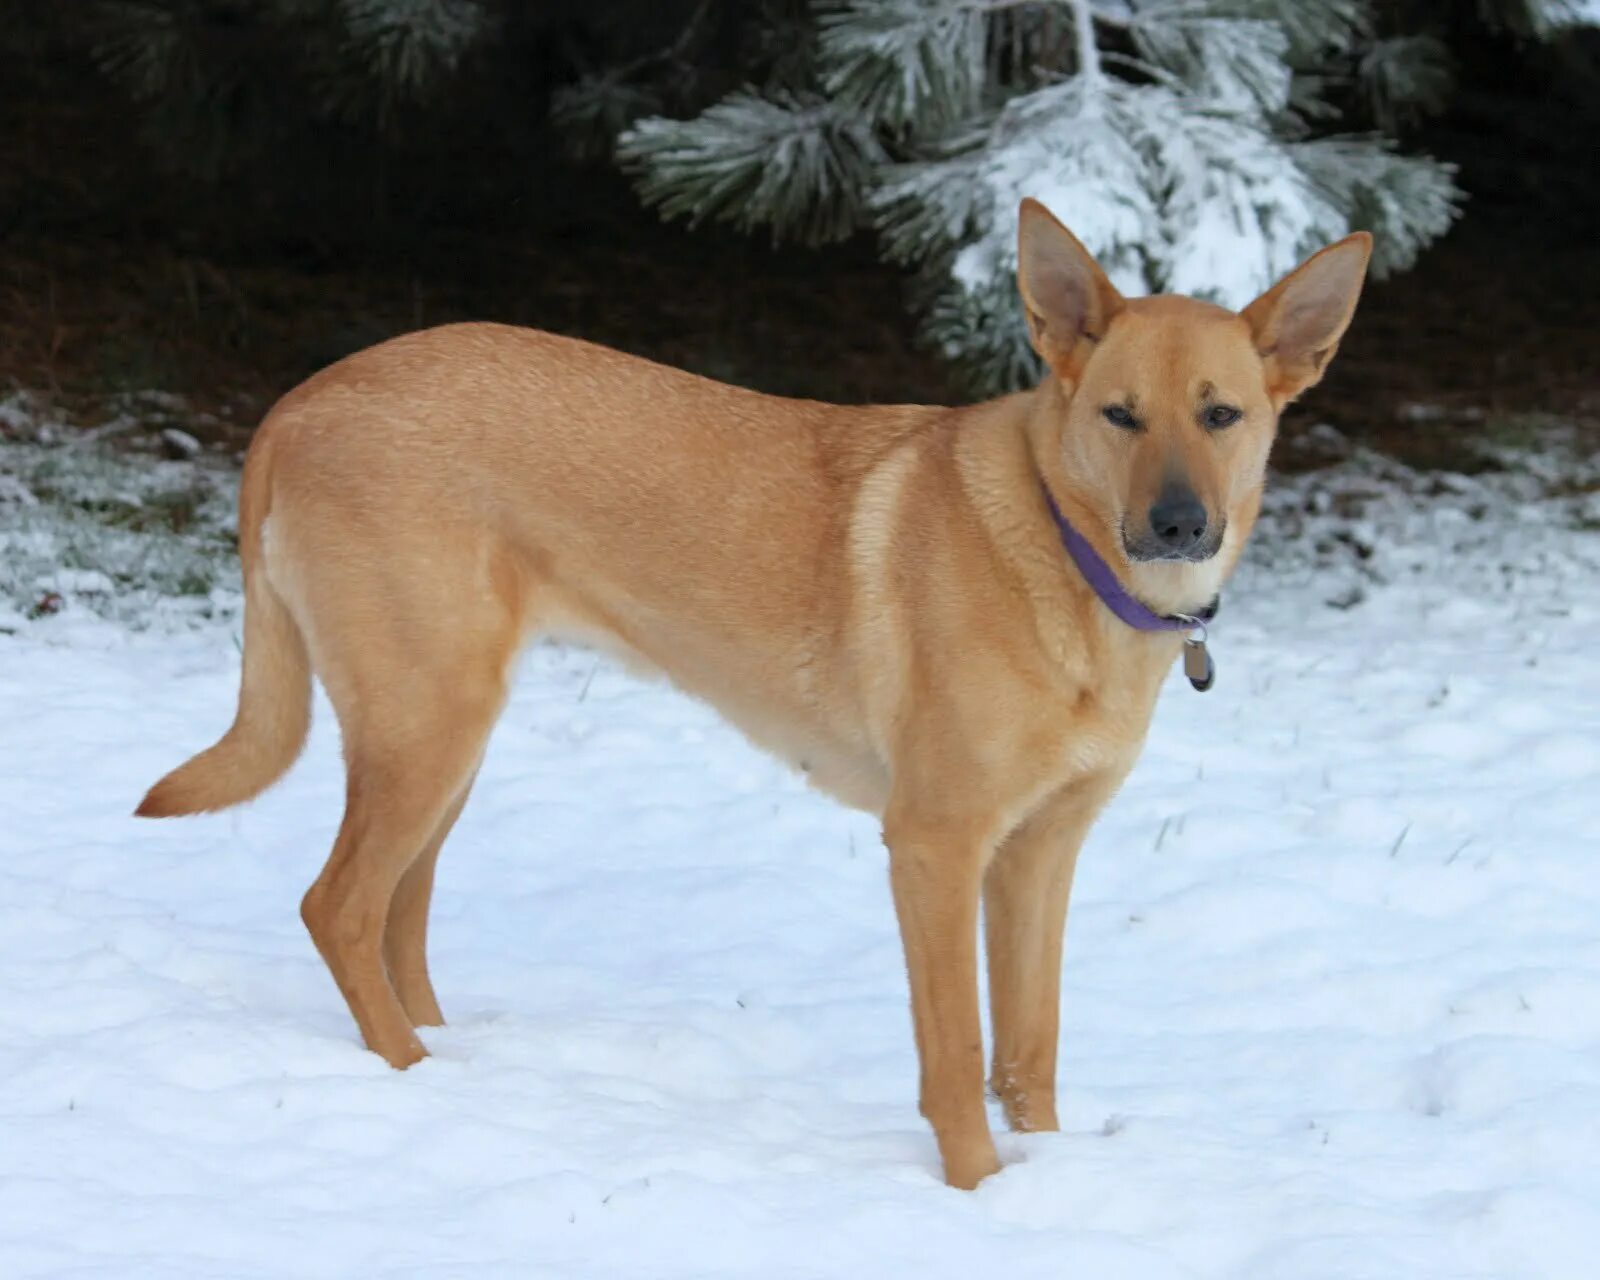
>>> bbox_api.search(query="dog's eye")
[1102,405,1138,430]
[1203,405,1242,429]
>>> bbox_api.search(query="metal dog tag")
[1184,635,1215,692]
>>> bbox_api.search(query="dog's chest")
[1032,641,1177,782]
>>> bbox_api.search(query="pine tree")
[84,0,496,176]
[613,0,1481,393]
[63,1,1600,395]
[1477,0,1600,38]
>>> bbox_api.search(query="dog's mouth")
[1121,524,1226,565]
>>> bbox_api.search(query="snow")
[3,442,1599,1277]
[1555,0,1600,28]
[0,392,239,630]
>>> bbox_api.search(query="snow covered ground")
[3,427,1599,1278]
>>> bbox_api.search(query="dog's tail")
[136,439,312,818]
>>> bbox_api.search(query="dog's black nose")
[1148,490,1208,552]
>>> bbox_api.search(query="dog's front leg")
[884,812,998,1189]
[983,772,1121,1133]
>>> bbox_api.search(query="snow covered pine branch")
[616,0,1464,393]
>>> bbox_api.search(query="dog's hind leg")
[292,534,528,1067]
[300,680,504,1067]
[384,773,478,1028]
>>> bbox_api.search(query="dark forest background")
[4,1,1599,470]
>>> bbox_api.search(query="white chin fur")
[1126,542,1231,616]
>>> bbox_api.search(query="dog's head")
[1016,198,1370,608]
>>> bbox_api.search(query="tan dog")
[137,199,1370,1188]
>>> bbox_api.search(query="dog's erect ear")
[1017,198,1125,382]
[1242,232,1372,409]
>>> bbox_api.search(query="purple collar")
[1042,486,1217,633]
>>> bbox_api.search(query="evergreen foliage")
[84,0,497,175]
[616,0,1486,392]
[43,0,1600,391]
